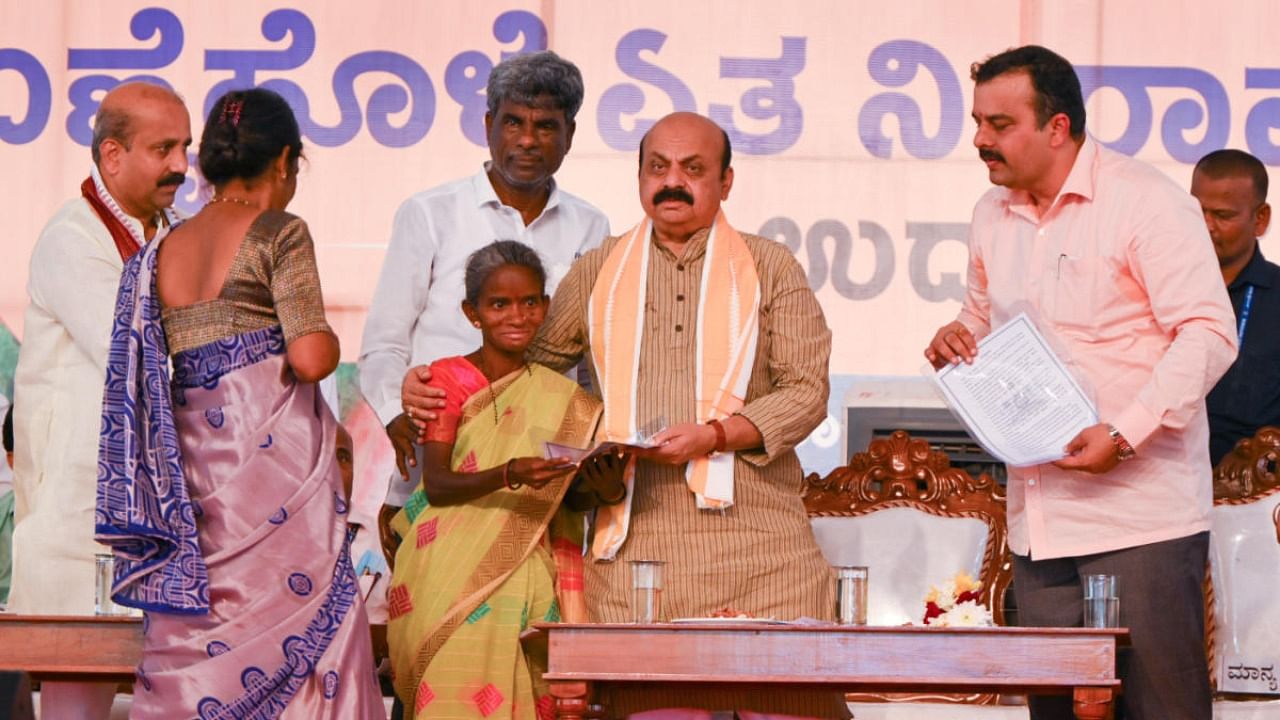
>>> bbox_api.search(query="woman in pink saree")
[95,88,383,718]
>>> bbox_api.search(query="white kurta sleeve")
[358,197,436,426]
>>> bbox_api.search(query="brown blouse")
[161,209,332,355]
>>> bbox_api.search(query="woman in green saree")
[386,240,621,719]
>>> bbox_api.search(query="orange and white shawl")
[587,210,760,560]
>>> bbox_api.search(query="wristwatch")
[1107,424,1136,461]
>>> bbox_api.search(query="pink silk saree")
[97,240,384,719]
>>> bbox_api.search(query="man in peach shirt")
[925,46,1236,720]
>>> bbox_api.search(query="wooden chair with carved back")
[1206,426,1280,703]
[802,429,1013,706]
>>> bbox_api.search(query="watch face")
[1107,425,1135,460]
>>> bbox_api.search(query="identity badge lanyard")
[1238,284,1255,346]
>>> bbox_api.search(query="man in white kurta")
[360,51,608,517]
[10,81,189,719]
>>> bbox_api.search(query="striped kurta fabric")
[528,226,848,718]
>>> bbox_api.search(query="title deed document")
[931,313,1098,467]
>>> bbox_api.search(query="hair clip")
[220,98,244,128]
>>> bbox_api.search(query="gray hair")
[464,240,548,305]
[486,50,584,123]
[91,105,132,165]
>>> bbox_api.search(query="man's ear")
[1255,202,1271,239]
[99,138,125,177]
[1048,113,1073,147]
[720,166,734,201]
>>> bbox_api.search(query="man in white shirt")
[10,81,190,720]
[360,51,608,523]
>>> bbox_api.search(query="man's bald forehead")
[91,81,186,166]
[637,112,732,175]
[99,81,183,113]
[642,113,722,150]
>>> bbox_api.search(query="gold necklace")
[207,195,256,207]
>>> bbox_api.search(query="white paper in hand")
[930,313,1098,467]
[542,415,668,467]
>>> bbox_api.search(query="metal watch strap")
[1107,424,1136,461]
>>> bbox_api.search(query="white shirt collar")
[88,164,180,241]
[474,162,562,215]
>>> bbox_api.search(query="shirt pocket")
[1050,255,1112,331]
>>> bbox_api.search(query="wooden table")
[0,615,142,682]
[532,623,1127,720]
[0,616,393,680]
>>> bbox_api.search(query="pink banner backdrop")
[2,0,1277,483]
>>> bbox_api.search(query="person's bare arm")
[286,331,339,383]
[419,442,576,506]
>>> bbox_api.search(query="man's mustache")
[652,187,694,206]
[158,173,186,188]
[978,149,1005,164]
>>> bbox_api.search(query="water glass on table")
[835,565,868,625]
[629,560,665,623]
[1083,573,1119,628]
[94,553,140,617]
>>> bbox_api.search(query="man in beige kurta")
[11,82,189,719]
[527,112,844,718]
